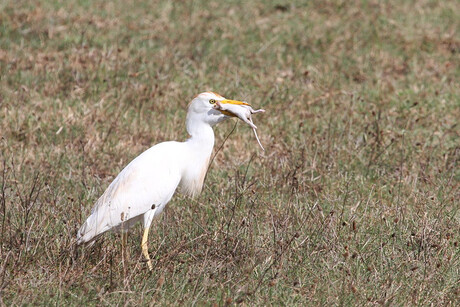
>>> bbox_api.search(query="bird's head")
[187,92,249,128]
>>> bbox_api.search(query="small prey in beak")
[214,100,266,150]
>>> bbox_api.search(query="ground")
[0,0,459,305]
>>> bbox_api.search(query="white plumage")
[77,92,250,270]
[77,141,183,242]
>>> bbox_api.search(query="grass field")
[1,0,459,305]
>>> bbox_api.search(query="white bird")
[77,92,253,270]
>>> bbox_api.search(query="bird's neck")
[186,122,215,154]
[180,122,215,198]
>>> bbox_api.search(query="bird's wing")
[77,141,184,243]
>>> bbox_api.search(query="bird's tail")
[76,219,94,245]
[76,210,108,245]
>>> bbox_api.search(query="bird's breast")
[179,154,211,198]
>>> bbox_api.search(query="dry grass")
[0,0,459,305]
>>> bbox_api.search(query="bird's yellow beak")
[216,99,250,117]
[220,99,250,106]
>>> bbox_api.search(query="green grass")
[1,0,459,305]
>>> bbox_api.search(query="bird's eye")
[209,99,216,104]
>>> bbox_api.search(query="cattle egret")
[77,92,263,270]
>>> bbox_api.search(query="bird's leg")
[141,227,153,271]
[121,232,129,263]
